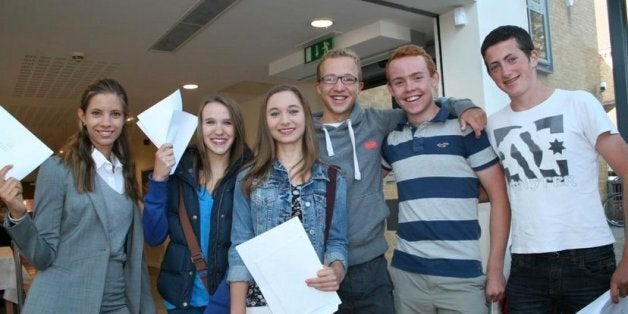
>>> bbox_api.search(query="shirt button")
[192,215,198,220]
[182,302,188,307]
[189,271,193,276]
[309,229,316,235]
[305,201,311,207]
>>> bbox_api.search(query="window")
[527,0,553,72]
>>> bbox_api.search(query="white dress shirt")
[92,148,125,194]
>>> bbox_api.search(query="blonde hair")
[316,48,362,81]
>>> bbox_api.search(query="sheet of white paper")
[135,90,197,174]
[136,90,181,146]
[236,218,341,314]
[246,306,272,314]
[577,290,628,314]
[0,106,53,180]
[167,110,197,174]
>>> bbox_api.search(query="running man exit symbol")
[304,38,333,64]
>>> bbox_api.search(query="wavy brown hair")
[59,78,140,202]
[241,84,319,196]
[195,95,248,188]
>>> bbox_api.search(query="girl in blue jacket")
[143,95,250,313]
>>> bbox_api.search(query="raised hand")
[152,143,175,181]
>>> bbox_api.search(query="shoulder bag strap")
[325,166,338,247]
[178,182,210,292]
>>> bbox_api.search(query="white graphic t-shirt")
[487,89,617,254]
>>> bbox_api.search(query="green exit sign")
[304,38,333,64]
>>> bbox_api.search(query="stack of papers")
[0,106,53,180]
[236,217,341,314]
[136,90,197,174]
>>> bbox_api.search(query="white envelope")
[236,218,341,314]
[0,105,53,180]
[136,90,197,174]
[577,290,628,314]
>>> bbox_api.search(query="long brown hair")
[195,95,247,188]
[59,78,140,202]
[241,84,318,196]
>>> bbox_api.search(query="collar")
[91,148,122,170]
[395,104,450,131]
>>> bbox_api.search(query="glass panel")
[530,10,547,60]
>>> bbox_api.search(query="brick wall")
[539,0,601,95]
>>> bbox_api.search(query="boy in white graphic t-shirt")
[481,25,628,312]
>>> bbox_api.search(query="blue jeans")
[506,244,616,313]
[337,255,395,314]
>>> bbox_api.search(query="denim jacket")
[227,161,348,283]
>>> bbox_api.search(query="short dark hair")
[480,25,535,59]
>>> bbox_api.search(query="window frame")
[527,0,554,73]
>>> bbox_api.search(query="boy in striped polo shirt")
[381,44,511,314]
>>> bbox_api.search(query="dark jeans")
[167,306,205,314]
[337,254,395,314]
[506,244,616,314]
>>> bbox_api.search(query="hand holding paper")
[136,90,197,174]
[236,218,341,314]
[577,290,628,313]
[0,105,53,180]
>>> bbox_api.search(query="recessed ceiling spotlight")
[310,18,334,28]
[182,83,199,90]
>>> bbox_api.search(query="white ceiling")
[0,0,472,154]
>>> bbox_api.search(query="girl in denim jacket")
[227,84,348,313]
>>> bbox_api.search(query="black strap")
[178,183,210,292]
[324,166,338,246]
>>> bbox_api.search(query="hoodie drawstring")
[322,119,361,181]
[347,119,361,180]
[322,126,335,157]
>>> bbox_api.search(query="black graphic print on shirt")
[492,114,573,190]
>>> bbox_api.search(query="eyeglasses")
[319,74,359,85]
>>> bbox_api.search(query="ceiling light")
[310,19,334,28]
[182,83,198,90]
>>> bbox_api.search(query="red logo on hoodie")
[364,140,378,150]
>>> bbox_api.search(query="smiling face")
[200,101,235,157]
[483,38,539,102]
[315,56,363,122]
[266,90,306,148]
[386,55,440,124]
[78,92,125,158]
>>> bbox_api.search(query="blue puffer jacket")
[143,147,250,309]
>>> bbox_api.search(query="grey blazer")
[4,157,155,314]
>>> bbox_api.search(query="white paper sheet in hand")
[0,106,53,180]
[577,290,628,314]
[236,217,341,314]
[136,90,197,174]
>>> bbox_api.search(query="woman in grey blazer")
[0,79,155,314]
